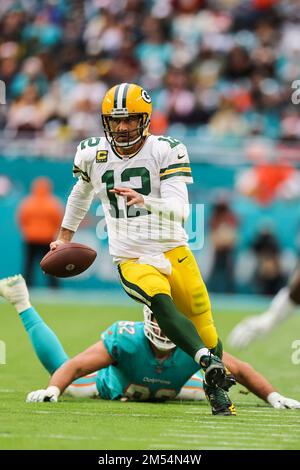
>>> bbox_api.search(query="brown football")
[40,243,97,278]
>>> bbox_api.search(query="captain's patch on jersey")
[96,150,108,163]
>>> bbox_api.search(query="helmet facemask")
[143,306,176,352]
[102,111,150,149]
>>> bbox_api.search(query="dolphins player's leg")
[0,275,68,374]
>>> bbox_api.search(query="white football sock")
[194,348,210,364]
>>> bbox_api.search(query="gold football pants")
[118,245,218,349]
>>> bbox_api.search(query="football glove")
[267,392,300,409]
[26,386,60,403]
[228,314,274,349]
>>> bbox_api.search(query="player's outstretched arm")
[228,288,297,349]
[223,352,300,409]
[26,341,114,403]
[50,177,95,251]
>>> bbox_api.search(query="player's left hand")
[110,187,144,207]
[26,386,60,403]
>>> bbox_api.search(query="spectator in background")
[18,177,63,288]
[156,67,200,125]
[208,198,238,293]
[0,42,19,101]
[10,56,49,99]
[67,63,107,139]
[251,226,286,296]
[0,0,297,144]
[208,95,249,137]
[0,8,25,43]
[136,16,172,89]
[83,9,125,57]
[6,84,46,136]
[236,142,300,205]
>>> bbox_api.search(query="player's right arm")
[26,340,114,403]
[51,143,95,250]
[114,138,193,223]
[146,138,193,222]
[223,352,300,409]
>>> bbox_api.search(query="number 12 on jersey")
[102,167,151,219]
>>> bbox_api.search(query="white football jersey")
[73,134,193,259]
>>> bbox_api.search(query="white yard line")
[171,422,300,429]
[0,433,98,441]
[149,442,284,450]
[161,432,289,440]
[183,409,298,417]
[30,410,155,418]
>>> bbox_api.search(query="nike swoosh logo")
[178,256,188,263]
[177,154,185,159]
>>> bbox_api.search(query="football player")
[228,269,300,349]
[1,275,299,412]
[50,83,235,414]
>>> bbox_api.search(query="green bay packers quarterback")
[51,83,236,415]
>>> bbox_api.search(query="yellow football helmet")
[101,83,152,148]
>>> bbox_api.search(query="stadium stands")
[0,0,299,152]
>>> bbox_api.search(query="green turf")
[0,302,300,450]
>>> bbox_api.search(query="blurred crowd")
[207,197,290,295]
[1,0,300,143]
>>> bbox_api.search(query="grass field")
[0,300,300,450]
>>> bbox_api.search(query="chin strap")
[114,137,147,158]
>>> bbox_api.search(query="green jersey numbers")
[80,137,101,150]
[158,136,181,149]
[102,170,124,218]
[73,134,191,258]
[102,167,151,219]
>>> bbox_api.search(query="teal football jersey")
[96,321,200,401]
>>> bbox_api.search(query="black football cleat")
[223,367,236,391]
[204,381,237,416]
[200,353,234,390]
